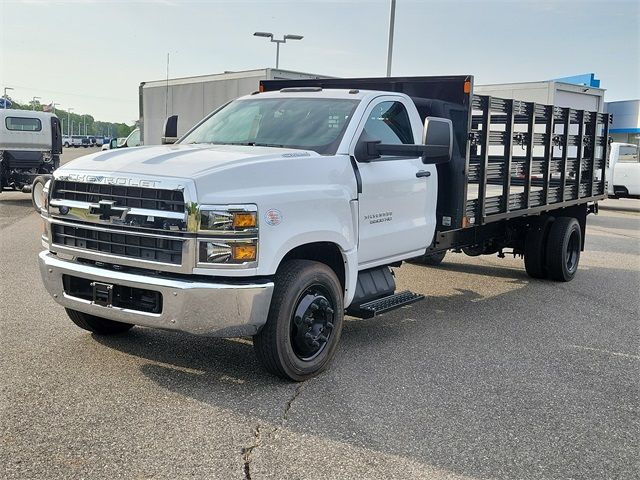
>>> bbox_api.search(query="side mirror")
[110,138,118,149]
[161,115,178,144]
[355,131,433,162]
[421,117,453,164]
[354,131,381,162]
[51,117,63,154]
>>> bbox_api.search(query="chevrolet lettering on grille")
[88,200,130,221]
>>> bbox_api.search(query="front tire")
[545,217,582,282]
[253,260,344,381]
[31,175,47,212]
[65,308,134,335]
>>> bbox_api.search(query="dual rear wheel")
[524,216,582,282]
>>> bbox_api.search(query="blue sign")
[0,98,13,108]
[553,73,601,88]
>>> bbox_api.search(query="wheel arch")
[276,240,358,307]
[280,242,346,289]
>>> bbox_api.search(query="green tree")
[3,98,134,138]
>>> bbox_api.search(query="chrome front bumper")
[38,251,274,337]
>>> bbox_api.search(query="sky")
[1,0,638,124]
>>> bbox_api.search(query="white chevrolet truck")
[38,76,610,380]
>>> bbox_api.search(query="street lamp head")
[284,34,304,41]
[254,31,273,38]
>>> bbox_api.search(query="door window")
[363,101,414,145]
[618,145,639,163]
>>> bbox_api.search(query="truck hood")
[58,144,320,179]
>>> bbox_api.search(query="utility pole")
[32,96,41,110]
[67,108,73,136]
[386,0,396,77]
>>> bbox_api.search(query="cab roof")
[240,88,407,102]
[0,109,57,120]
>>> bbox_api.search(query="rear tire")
[545,217,582,282]
[253,260,344,381]
[524,216,554,279]
[409,250,446,266]
[65,308,134,335]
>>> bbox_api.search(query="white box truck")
[139,68,329,145]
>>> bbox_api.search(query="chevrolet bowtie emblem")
[89,200,129,221]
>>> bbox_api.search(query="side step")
[347,290,424,319]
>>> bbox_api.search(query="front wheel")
[31,175,47,212]
[545,217,582,282]
[65,308,134,335]
[253,260,344,381]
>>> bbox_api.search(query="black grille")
[52,180,185,213]
[52,224,183,264]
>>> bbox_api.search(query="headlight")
[198,205,257,233]
[198,240,258,265]
[195,205,259,268]
[42,151,52,163]
[42,179,51,211]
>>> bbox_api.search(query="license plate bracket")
[91,281,114,307]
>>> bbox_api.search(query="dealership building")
[606,99,640,146]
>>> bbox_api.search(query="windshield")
[180,97,359,154]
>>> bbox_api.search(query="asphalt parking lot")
[1,149,638,479]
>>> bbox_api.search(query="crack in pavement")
[241,382,307,479]
[242,424,262,480]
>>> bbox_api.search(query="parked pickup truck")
[37,76,610,380]
[607,142,639,198]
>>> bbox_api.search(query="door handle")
[416,170,431,178]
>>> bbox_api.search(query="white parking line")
[568,344,640,360]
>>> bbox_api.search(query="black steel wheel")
[65,308,135,335]
[253,260,344,381]
[524,216,554,279]
[545,217,582,282]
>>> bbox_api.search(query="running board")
[346,290,424,319]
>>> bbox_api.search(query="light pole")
[32,96,41,110]
[253,32,303,69]
[67,108,73,136]
[386,0,396,77]
[3,87,13,109]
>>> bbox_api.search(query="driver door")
[351,97,436,268]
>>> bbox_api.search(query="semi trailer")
[37,75,610,381]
